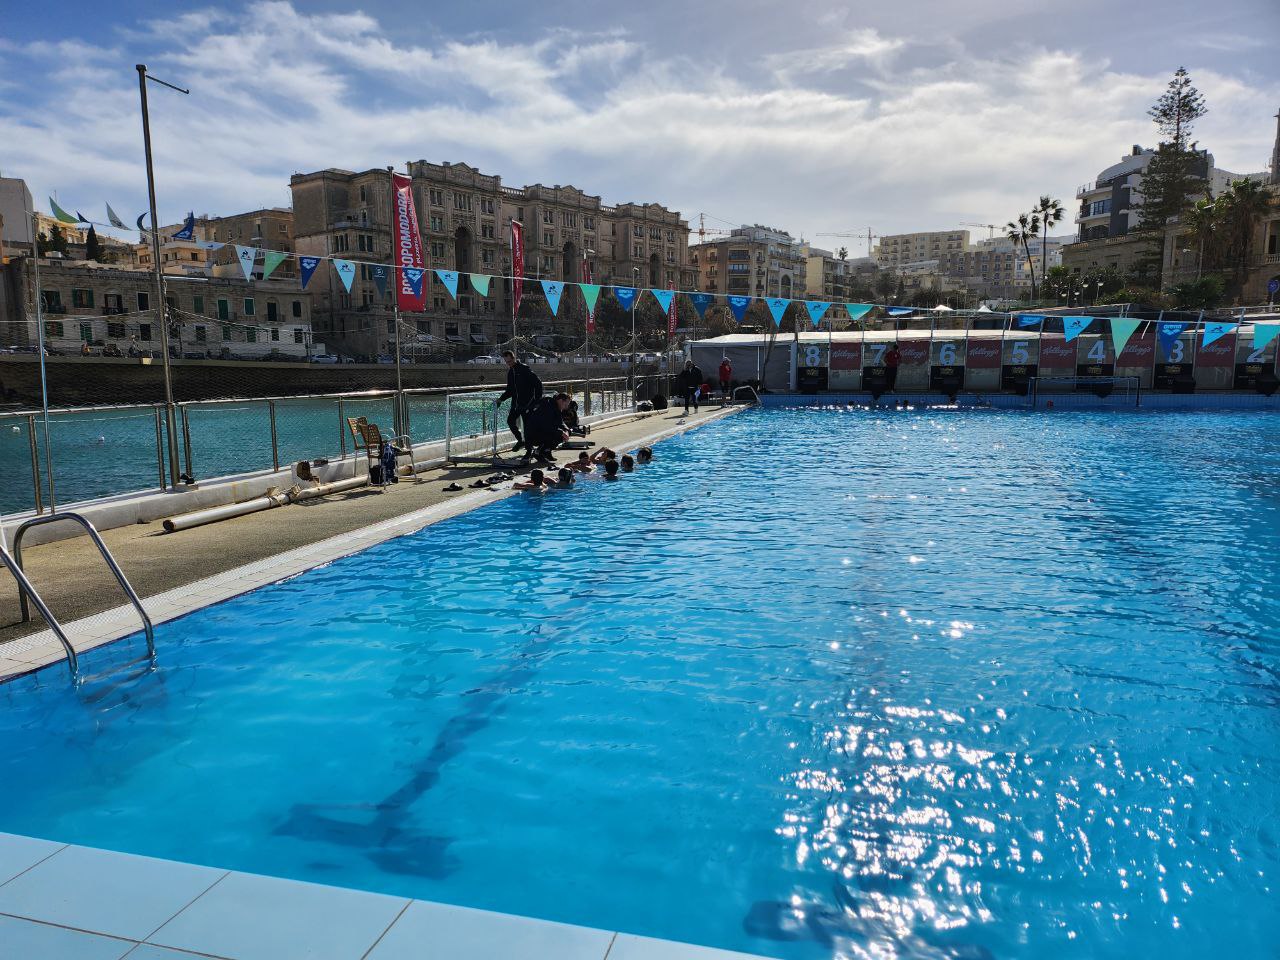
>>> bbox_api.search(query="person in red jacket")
[718,357,733,399]
[884,342,901,392]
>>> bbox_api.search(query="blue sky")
[1,0,1276,250]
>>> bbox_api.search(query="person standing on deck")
[498,350,542,454]
[884,342,901,393]
[677,359,704,414]
[718,357,733,400]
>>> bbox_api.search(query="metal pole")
[338,399,346,458]
[180,404,193,479]
[268,400,279,471]
[629,267,639,399]
[153,406,166,490]
[386,166,406,439]
[26,414,42,515]
[137,64,182,487]
[29,218,55,512]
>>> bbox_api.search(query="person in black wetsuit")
[522,392,571,464]
[676,359,704,413]
[497,350,543,454]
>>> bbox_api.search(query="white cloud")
[0,2,1274,247]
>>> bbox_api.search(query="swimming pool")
[2,407,1277,959]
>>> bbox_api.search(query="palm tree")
[1005,212,1042,301]
[1033,196,1065,290]
[1213,178,1273,297]
[1180,195,1217,280]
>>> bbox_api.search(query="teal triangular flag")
[435,270,460,300]
[332,258,356,292]
[261,250,288,281]
[1253,323,1280,351]
[1062,316,1092,343]
[845,303,873,323]
[650,289,674,312]
[805,301,831,327]
[541,280,564,315]
[234,245,258,281]
[766,298,789,326]
[470,274,491,296]
[1109,317,1141,356]
[579,283,601,315]
[1202,321,1235,347]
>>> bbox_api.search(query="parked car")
[309,353,340,364]
[467,355,504,365]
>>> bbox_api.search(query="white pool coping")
[0,406,742,683]
[0,833,772,959]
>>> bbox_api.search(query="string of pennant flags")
[44,203,1280,353]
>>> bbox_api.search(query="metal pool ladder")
[3,512,156,685]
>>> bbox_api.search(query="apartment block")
[873,230,970,267]
[689,225,808,302]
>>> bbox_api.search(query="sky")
[1,0,1276,254]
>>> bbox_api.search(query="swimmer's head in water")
[621,454,634,471]
[530,468,544,484]
[604,460,619,477]
[557,467,573,484]
[637,446,653,463]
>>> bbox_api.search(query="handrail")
[0,543,79,683]
[13,512,156,670]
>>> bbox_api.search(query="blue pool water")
[2,407,1278,959]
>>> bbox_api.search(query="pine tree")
[85,224,103,262]
[1148,67,1206,149]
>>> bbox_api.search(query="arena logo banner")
[234,245,258,281]
[173,212,196,241]
[691,293,714,319]
[727,295,752,324]
[1109,317,1142,355]
[393,172,425,312]
[613,286,637,311]
[261,250,288,282]
[1016,314,1045,328]
[1062,316,1092,343]
[805,301,831,327]
[370,265,388,298]
[766,298,789,326]
[887,307,914,317]
[470,274,491,296]
[1201,321,1235,347]
[541,280,564,315]
[650,289,674,313]
[1157,322,1187,361]
[436,270,460,300]
[844,303,874,323]
[333,258,356,293]
[1254,323,1280,350]
[299,256,321,289]
[579,283,601,332]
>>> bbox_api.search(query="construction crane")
[960,221,998,240]
[816,228,879,257]
[695,213,736,244]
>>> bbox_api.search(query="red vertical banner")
[668,293,678,337]
[510,220,524,320]
[392,173,424,312]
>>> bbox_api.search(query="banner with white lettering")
[393,172,425,312]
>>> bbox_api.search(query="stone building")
[290,160,693,360]
[138,208,297,280]
[873,230,970,267]
[0,257,313,358]
[689,225,807,300]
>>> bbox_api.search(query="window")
[542,210,554,225]
[193,295,204,314]
[139,323,152,341]
[481,222,494,239]
[333,234,349,253]
[484,299,495,313]
[359,184,367,203]
[430,241,445,258]
[1089,198,1112,217]
[79,322,93,342]
[271,328,280,342]
[445,322,459,338]
[137,291,150,311]
[243,298,255,316]
[430,215,444,232]
[107,321,126,338]
[195,325,207,343]
[632,225,643,237]
[41,290,63,311]
[632,244,644,258]
[72,288,93,308]
[433,296,447,310]
[666,231,675,243]
[222,324,232,341]
[543,231,554,245]
[44,320,64,338]
[217,298,230,320]
[104,293,123,314]
[562,212,576,228]
[453,193,472,212]
[292,300,303,318]
[482,249,494,265]
[415,319,428,334]
[584,216,595,231]
[267,301,278,323]
[246,327,257,343]
[429,189,444,206]
[293,328,304,344]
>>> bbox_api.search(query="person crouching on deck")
[522,392,571,464]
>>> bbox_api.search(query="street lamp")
[629,265,640,397]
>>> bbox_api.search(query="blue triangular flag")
[436,270,460,300]
[1201,321,1235,347]
[173,212,195,241]
[1157,322,1187,361]
[805,301,831,327]
[299,256,321,290]
[613,286,637,310]
[727,295,752,324]
[1062,316,1092,343]
[1016,314,1045,328]
[650,289,674,313]
[691,293,714,319]
[887,307,914,317]
[403,267,425,298]
[541,280,564,315]
[234,245,258,282]
[766,297,789,326]
[845,303,874,323]
[1253,323,1280,351]
[371,265,389,298]
[75,210,89,224]
[332,258,356,293]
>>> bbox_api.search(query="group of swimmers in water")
[513,445,654,491]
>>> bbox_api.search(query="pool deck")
[0,403,738,680]
[0,833,769,960]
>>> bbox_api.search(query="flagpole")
[137,63,184,487]
[29,213,55,513]
[386,166,406,438]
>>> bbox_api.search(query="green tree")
[1148,66,1207,148]
[1033,196,1065,290]
[1178,195,1218,278]
[1043,265,1077,304]
[874,270,896,299]
[1005,212,1041,300]
[85,224,103,262]
[1169,274,1225,309]
[37,224,69,256]
[1213,178,1273,298]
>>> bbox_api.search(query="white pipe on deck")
[161,475,367,533]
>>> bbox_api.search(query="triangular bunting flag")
[1016,314,1045,328]
[49,198,77,224]
[261,250,288,282]
[765,297,789,326]
[1202,321,1235,347]
[75,211,89,224]
[805,301,831,327]
[371,265,389,298]
[299,256,321,289]
[1109,317,1142,356]
[1157,322,1186,361]
[196,240,224,250]
[470,274,491,296]
[136,213,148,232]
[579,283,601,316]
[173,212,196,241]
[1062,316,1092,343]
[613,286,638,310]
[436,270,460,300]
[650,289,674,313]
[887,307,914,317]
[1253,323,1280,351]
[845,303,874,323]
[234,245,258,282]
[727,295,752,324]
[105,203,126,229]
[541,280,564,315]
[690,293,714,319]
[403,267,425,299]
[332,258,356,292]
